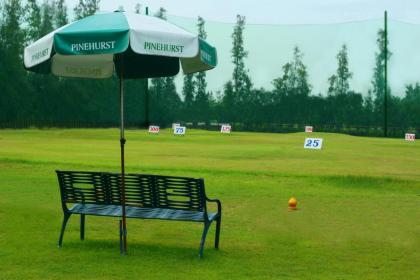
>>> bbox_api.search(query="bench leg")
[80,214,85,240]
[119,220,123,254]
[199,223,210,258]
[58,212,71,248]
[215,216,221,249]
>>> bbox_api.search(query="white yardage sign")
[174,126,186,135]
[221,124,231,133]
[405,133,415,141]
[172,123,180,129]
[304,138,323,149]
[305,126,313,133]
[148,125,160,134]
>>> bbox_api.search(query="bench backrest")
[56,170,206,212]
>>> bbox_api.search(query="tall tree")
[371,29,391,118]
[74,0,100,20]
[54,0,68,27]
[0,0,25,55]
[220,14,251,122]
[0,0,25,72]
[0,0,29,123]
[39,1,55,36]
[230,14,252,101]
[182,73,195,119]
[272,46,311,97]
[25,0,41,42]
[271,46,311,123]
[364,90,374,125]
[328,44,352,96]
[400,83,420,127]
[221,81,235,121]
[194,16,210,121]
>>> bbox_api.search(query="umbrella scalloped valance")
[24,11,217,79]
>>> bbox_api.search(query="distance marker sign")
[172,123,180,129]
[221,124,231,133]
[174,126,186,135]
[305,126,313,133]
[148,125,160,134]
[304,138,323,149]
[405,133,415,141]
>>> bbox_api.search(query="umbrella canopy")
[24,11,217,78]
[24,11,217,255]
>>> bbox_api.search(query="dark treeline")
[1,1,420,136]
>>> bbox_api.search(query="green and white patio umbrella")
[24,11,217,254]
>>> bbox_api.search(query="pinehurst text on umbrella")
[200,50,212,63]
[144,41,184,53]
[71,41,116,52]
[31,48,49,62]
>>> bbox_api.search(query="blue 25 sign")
[304,138,323,149]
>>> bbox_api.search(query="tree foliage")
[231,15,252,100]
[328,44,352,96]
[54,0,68,27]
[194,16,210,121]
[273,46,311,98]
[371,29,391,117]
[74,0,100,20]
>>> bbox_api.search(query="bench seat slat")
[69,203,219,222]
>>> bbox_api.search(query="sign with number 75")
[174,126,186,135]
[304,138,323,149]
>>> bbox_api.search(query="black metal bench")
[56,170,222,257]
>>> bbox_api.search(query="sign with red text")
[148,125,160,134]
[305,126,313,133]
[405,133,415,141]
[221,124,231,133]
[174,126,186,135]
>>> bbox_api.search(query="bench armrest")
[205,197,221,216]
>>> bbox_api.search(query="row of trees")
[1,0,420,133]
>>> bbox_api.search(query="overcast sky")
[64,0,420,24]
[62,1,420,96]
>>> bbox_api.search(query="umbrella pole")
[119,62,127,255]
[145,79,149,127]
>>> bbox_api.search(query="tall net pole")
[384,10,388,137]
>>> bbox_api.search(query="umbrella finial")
[115,6,125,13]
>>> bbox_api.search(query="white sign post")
[305,126,313,133]
[148,125,160,134]
[174,126,186,135]
[304,138,323,149]
[405,133,415,141]
[221,124,231,133]
[172,123,180,129]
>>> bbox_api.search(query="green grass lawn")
[0,129,419,279]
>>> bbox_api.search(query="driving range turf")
[0,129,419,279]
